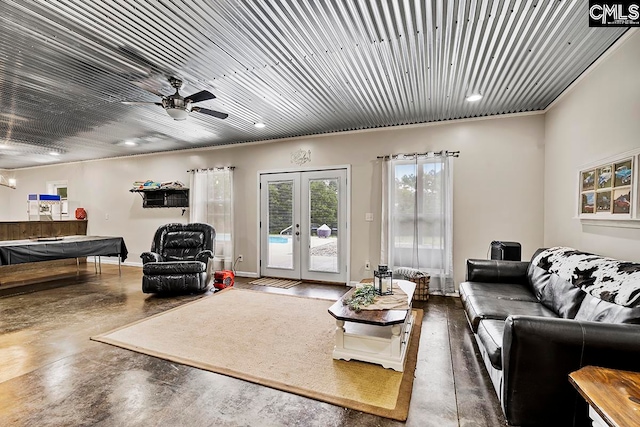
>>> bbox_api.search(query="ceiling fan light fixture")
[166,108,188,120]
[466,93,483,102]
[254,122,266,128]
[123,77,226,121]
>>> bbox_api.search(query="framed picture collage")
[579,156,634,219]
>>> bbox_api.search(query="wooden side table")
[569,366,640,427]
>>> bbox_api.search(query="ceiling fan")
[122,77,228,121]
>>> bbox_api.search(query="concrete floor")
[0,265,506,426]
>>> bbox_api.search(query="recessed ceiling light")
[49,152,60,156]
[466,94,483,102]
[124,141,137,146]
[254,122,266,128]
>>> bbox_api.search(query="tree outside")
[268,181,293,234]
[267,179,339,235]
[309,179,338,234]
[393,162,443,245]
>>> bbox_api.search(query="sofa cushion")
[143,261,206,275]
[142,273,207,294]
[466,259,529,284]
[532,247,640,307]
[164,248,201,262]
[575,294,640,324]
[527,264,586,319]
[460,281,538,303]
[477,319,505,370]
[463,295,558,332]
[164,231,205,248]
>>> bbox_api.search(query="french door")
[260,169,348,283]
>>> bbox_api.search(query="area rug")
[91,288,423,421]
[248,277,301,288]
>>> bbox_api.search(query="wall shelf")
[130,188,189,209]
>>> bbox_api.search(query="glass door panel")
[308,178,339,273]
[260,174,300,279]
[267,181,294,269]
[300,169,347,283]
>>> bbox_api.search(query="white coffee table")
[328,280,416,371]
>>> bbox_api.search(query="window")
[47,181,68,218]
[390,160,445,267]
[382,154,454,294]
[190,168,234,268]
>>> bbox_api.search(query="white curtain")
[189,168,234,270]
[381,153,454,295]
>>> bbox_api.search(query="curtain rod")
[376,150,460,160]
[187,166,235,172]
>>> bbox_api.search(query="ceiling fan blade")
[192,107,228,119]
[121,101,163,106]
[185,90,216,104]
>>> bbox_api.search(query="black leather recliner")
[141,223,215,294]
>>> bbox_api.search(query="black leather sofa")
[459,247,640,427]
[141,223,215,294]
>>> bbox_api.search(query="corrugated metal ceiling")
[0,0,628,169]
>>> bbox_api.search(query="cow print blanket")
[532,247,640,308]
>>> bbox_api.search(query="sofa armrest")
[502,315,640,426]
[141,252,162,264]
[466,259,529,284]
[195,250,214,264]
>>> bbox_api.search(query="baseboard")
[234,271,260,278]
[86,259,259,275]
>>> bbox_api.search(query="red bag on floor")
[214,270,235,289]
[75,208,87,220]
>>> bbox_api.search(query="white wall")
[0,184,12,219]
[5,113,545,287]
[0,169,15,218]
[544,30,640,261]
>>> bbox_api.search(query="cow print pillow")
[532,247,640,308]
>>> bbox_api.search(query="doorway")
[259,168,349,283]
